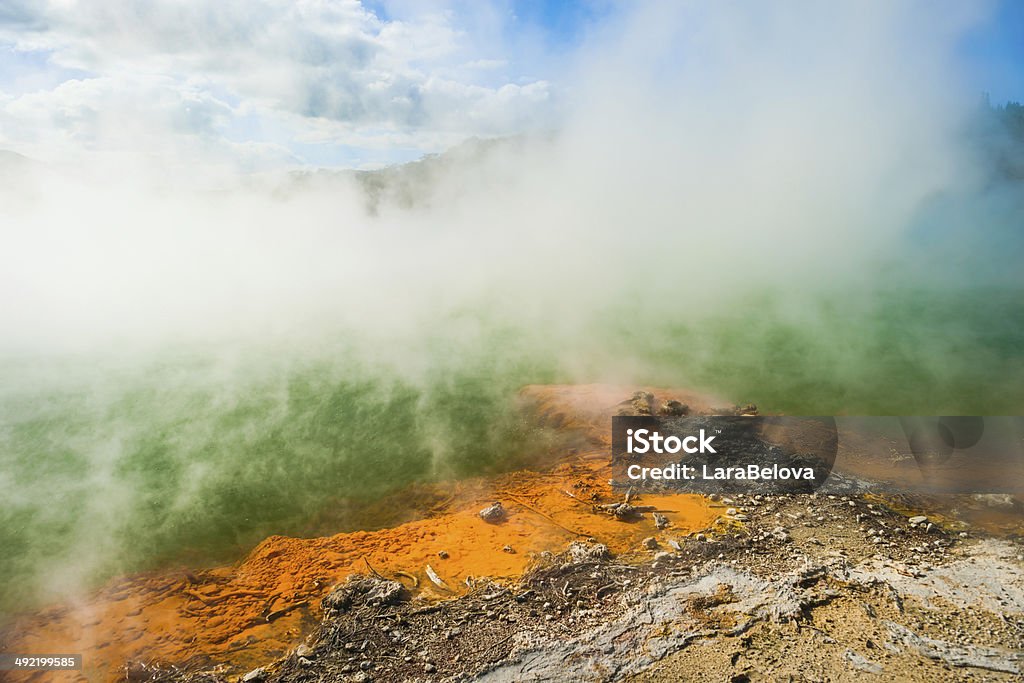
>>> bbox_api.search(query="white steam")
[0,3,995,356]
[0,1,1018,612]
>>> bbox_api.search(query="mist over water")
[2,2,1023,616]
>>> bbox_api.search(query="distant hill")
[286,135,540,214]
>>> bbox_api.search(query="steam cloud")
[1,2,1021,613]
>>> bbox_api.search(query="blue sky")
[958,1,1024,104]
[0,1,1020,170]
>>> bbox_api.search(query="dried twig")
[425,564,452,592]
[266,600,308,622]
[393,570,419,588]
[361,556,387,580]
[561,489,587,504]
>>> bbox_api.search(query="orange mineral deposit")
[2,385,722,682]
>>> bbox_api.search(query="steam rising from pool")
[1,2,1022,615]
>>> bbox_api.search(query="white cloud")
[0,0,558,168]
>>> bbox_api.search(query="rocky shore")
[143,486,1024,682]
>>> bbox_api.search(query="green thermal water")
[1,288,1022,616]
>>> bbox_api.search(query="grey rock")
[886,622,1023,674]
[659,400,689,416]
[844,649,884,674]
[567,541,611,563]
[475,565,807,682]
[323,577,408,611]
[480,501,507,523]
[970,493,1016,509]
[618,391,655,416]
